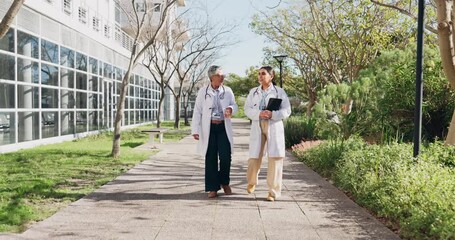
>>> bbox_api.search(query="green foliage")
[284,116,317,148]
[295,139,455,240]
[333,142,455,240]
[313,45,455,142]
[293,136,366,178]
[420,141,455,168]
[233,97,247,119]
[226,68,259,97]
[357,45,455,142]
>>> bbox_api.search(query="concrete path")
[1,119,400,240]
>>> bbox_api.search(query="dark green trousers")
[205,123,231,192]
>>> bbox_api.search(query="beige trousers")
[246,120,284,198]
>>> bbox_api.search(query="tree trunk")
[173,97,181,129]
[0,0,25,38]
[306,91,317,117]
[157,91,165,128]
[436,0,455,145]
[111,67,133,158]
[445,110,455,145]
[183,106,190,126]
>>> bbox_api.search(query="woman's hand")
[259,110,272,120]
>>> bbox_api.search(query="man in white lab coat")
[191,65,238,198]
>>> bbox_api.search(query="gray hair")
[208,65,222,78]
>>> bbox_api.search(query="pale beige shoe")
[247,184,255,194]
[266,193,275,202]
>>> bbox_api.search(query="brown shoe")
[247,184,255,194]
[222,185,232,195]
[208,191,218,198]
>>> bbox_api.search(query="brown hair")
[260,66,276,85]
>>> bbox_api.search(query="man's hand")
[192,134,199,140]
[224,108,233,118]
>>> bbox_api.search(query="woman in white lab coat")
[191,66,238,198]
[244,66,291,201]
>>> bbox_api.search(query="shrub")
[284,115,317,148]
[334,142,455,240]
[293,136,365,178]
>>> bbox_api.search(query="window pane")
[124,110,129,125]
[17,86,39,108]
[41,87,58,108]
[76,111,86,133]
[41,39,59,64]
[60,46,74,68]
[17,31,39,59]
[89,93,98,109]
[61,89,75,109]
[42,111,59,138]
[103,63,112,78]
[0,112,15,146]
[76,52,87,71]
[0,28,15,52]
[89,75,98,91]
[76,91,87,109]
[89,57,98,74]
[60,68,74,88]
[18,111,39,142]
[124,97,129,110]
[0,53,15,81]
[0,83,15,108]
[18,58,39,83]
[88,111,98,131]
[76,72,87,90]
[115,67,122,81]
[41,63,59,86]
[61,111,74,135]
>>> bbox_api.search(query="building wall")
[0,0,177,153]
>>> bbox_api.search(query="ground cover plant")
[292,138,455,240]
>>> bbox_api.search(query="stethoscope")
[252,85,279,97]
[204,85,225,100]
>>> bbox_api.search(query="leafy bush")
[312,45,455,142]
[420,141,455,168]
[356,45,455,142]
[293,136,365,178]
[284,115,317,148]
[333,142,455,240]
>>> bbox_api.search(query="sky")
[183,0,285,77]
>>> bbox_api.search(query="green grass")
[0,122,190,233]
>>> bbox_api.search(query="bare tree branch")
[0,0,25,38]
[370,0,438,34]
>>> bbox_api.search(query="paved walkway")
[1,119,400,240]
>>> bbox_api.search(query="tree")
[226,67,260,97]
[181,58,213,126]
[370,0,455,145]
[111,0,179,158]
[251,0,409,113]
[0,0,24,38]
[169,21,233,129]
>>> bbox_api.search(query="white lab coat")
[244,85,291,158]
[191,84,238,156]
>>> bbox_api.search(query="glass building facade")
[0,2,163,152]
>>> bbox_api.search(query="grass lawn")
[0,122,190,233]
